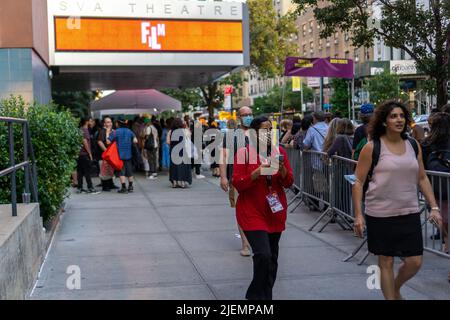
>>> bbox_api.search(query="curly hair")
[368,100,412,140]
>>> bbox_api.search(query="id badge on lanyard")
[265,176,284,214]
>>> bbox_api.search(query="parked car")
[414,114,430,133]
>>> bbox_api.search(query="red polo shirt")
[232,146,294,233]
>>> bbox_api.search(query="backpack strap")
[363,138,381,195]
[407,137,419,158]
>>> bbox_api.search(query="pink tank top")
[364,138,419,218]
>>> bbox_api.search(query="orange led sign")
[54,17,243,53]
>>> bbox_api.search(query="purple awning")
[284,57,354,78]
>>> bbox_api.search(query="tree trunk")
[436,75,448,109]
[208,104,215,120]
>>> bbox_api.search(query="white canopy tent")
[90,89,182,118]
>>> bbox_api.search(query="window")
[345,50,350,59]
[302,24,306,36]
[302,44,306,55]
[334,32,339,39]
[310,41,314,49]
[344,33,350,41]
[309,21,313,33]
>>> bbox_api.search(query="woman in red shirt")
[232,116,294,300]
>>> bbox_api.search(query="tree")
[363,71,408,104]
[52,91,96,118]
[292,0,450,108]
[248,0,299,77]
[330,78,350,117]
[163,0,299,117]
[252,79,314,115]
[160,88,205,113]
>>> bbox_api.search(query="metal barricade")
[284,147,303,210]
[308,155,355,232]
[422,171,450,258]
[0,117,39,217]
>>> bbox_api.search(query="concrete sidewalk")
[30,173,450,300]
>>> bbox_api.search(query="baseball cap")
[361,104,374,114]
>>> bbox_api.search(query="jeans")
[244,231,282,300]
[77,155,93,189]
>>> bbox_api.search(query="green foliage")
[160,88,205,112]
[52,91,96,118]
[253,79,314,115]
[248,0,298,77]
[363,71,408,104]
[330,78,350,117]
[291,0,449,107]
[0,96,81,222]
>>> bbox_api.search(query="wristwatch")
[431,207,440,212]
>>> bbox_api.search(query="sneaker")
[148,176,158,180]
[152,173,158,177]
[87,188,101,195]
[196,174,206,179]
[77,188,88,194]
[111,184,119,189]
[118,188,128,194]
[128,185,134,193]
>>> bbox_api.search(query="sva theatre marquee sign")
[53,0,243,20]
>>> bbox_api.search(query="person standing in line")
[352,100,442,300]
[421,112,449,265]
[232,116,293,300]
[322,117,340,154]
[191,120,205,179]
[327,118,354,159]
[303,111,328,152]
[352,104,374,160]
[97,117,118,191]
[161,118,172,170]
[145,117,160,180]
[220,107,253,257]
[168,118,192,188]
[77,117,100,194]
[108,119,138,194]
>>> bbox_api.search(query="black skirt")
[366,212,423,257]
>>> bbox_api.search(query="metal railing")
[285,148,450,263]
[0,117,38,216]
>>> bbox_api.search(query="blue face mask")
[241,115,254,128]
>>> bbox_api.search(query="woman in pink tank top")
[352,100,442,300]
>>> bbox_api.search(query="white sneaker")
[149,175,158,180]
[196,174,206,179]
[152,173,158,177]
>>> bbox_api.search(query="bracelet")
[431,207,440,212]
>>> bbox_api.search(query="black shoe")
[77,188,88,194]
[118,188,128,194]
[128,185,134,193]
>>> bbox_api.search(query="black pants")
[244,231,282,300]
[77,155,93,189]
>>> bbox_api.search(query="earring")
[383,123,387,127]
